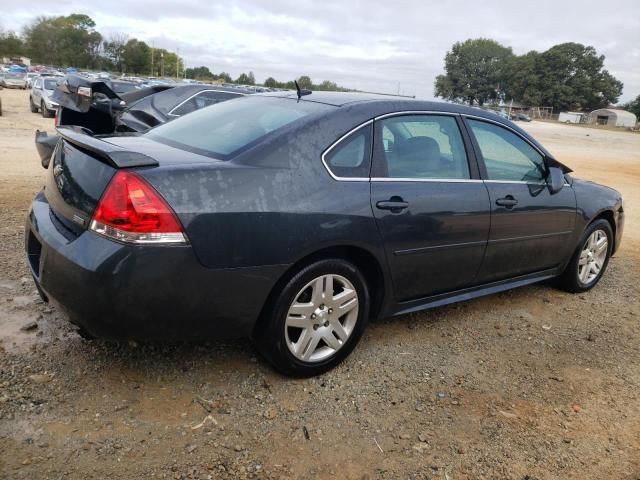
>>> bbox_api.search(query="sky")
[1,0,639,102]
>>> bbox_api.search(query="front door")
[370,113,491,302]
[464,118,577,283]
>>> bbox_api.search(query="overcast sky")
[2,0,639,102]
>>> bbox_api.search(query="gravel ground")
[0,88,638,479]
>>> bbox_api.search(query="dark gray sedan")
[25,92,624,376]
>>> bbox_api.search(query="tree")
[0,30,26,57]
[623,94,640,118]
[218,72,232,83]
[186,66,214,80]
[434,38,514,106]
[235,72,255,85]
[102,33,128,72]
[122,38,151,75]
[23,14,102,68]
[316,80,338,91]
[263,76,278,88]
[297,75,313,90]
[503,43,623,111]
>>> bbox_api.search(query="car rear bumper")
[25,191,286,341]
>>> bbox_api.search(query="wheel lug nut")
[328,308,333,314]
[320,304,325,309]
[324,321,329,327]
[311,313,316,319]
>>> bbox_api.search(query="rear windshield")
[146,96,333,159]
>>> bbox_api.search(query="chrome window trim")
[374,110,458,121]
[167,89,245,117]
[371,177,483,183]
[320,119,373,182]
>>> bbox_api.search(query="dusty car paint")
[25,93,624,341]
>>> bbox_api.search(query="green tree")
[235,72,255,85]
[122,38,151,75]
[186,66,214,80]
[435,38,514,106]
[218,72,232,83]
[316,80,338,91]
[297,75,313,90]
[504,43,622,111]
[0,30,26,57]
[623,94,640,118]
[24,14,102,68]
[263,76,278,88]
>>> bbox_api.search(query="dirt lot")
[0,87,638,480]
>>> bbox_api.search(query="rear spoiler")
[56,126,159,168]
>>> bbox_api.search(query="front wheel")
[30,97,38,113]
[41,101,52,118]
[255,259,370,377]
[558,219,613,293]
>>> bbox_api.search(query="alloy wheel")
[578,229,608,284]
[284,274,359,362]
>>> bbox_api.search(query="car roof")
[256,90,507,119]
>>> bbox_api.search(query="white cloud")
[2,0,639,101]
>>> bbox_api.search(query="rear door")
[370,113,491,301]
[464,117,577,283]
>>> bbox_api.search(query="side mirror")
[548,166,564,194]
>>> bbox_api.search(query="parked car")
[30,76,62,117]
[34,76,255,163]
[514,112,532,122]
[25,92,624,376]
[1,72,28,89]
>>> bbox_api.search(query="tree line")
[434,38,627,112]
[0,14,350,91]
[183,67,350,91]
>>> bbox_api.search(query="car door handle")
[495,196,518,208]
[376,197,409,212]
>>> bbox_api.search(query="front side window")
[324,124,372,178]
[467,119,546,182]
[170,91,242,116]
[377,115,470,179]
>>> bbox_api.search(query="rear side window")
[377,115,470,179]
[170,91,242,116]
[146,96,333,159]
[323,124,372,179]
[467,119,546,182]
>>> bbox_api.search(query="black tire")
[255,258,370,377]
[41,101,52,118]
[30,97,38,113]
[558,219,613,293]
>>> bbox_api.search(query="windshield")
[6,73,25,79]
[146,96,333,159]
[44,78,58,90]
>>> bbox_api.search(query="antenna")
[294,80,312,101]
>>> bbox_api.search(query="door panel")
[370,114,490,301]
[372,181,490,300]
[478,181,576,282]
[464,118,577,282]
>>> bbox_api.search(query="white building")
[589,108,637,128]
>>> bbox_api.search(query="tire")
[255,258,370,377]
[558,219,613,293]
[40,100,51,118]
[30,97,38,113]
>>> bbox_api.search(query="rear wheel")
[255,259,369,377]
[558,219,613,293]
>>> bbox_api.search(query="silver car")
[1,72,28,89]
[30,76,60,118]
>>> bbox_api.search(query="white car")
[30,76,61,117]
[1,72,28,89]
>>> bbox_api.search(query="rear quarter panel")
[138,110,388,270]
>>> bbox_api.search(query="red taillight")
[90,171,186,244]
